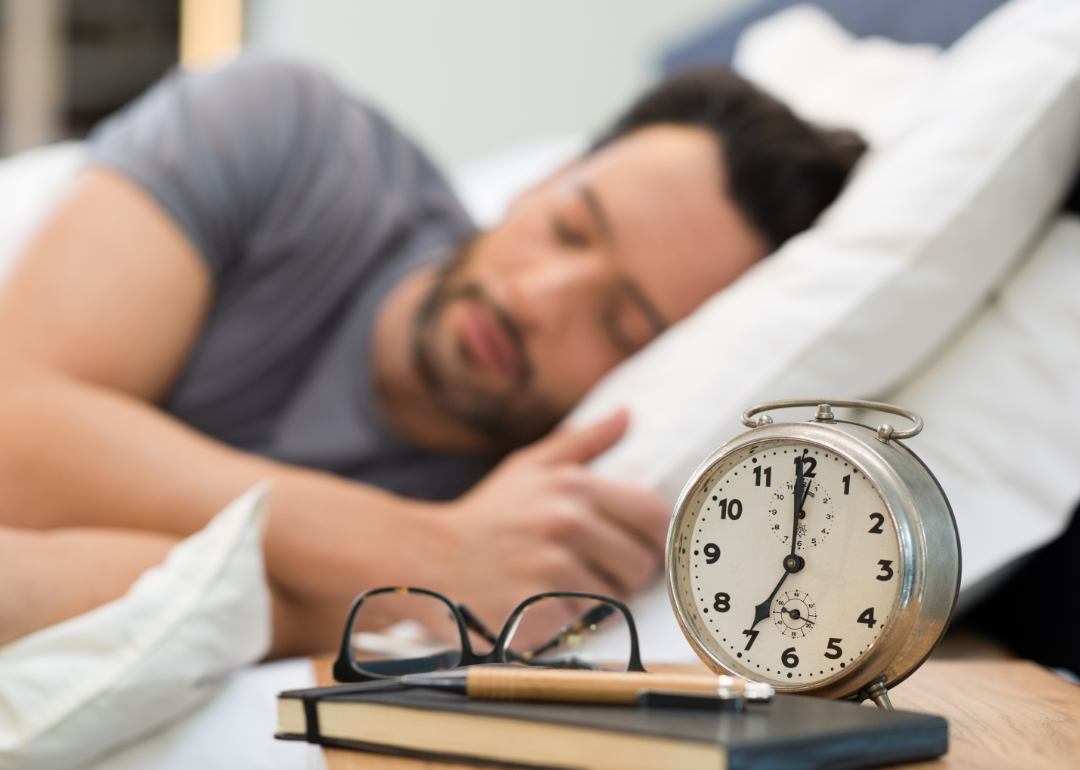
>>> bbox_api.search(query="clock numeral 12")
[794,455,817,478]
[753,465,772,487]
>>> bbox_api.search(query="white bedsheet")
[83,658,324,770]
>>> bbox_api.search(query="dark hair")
[593,67,867,251]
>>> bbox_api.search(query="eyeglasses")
[332,587,646,683]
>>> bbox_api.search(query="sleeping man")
[0,57,863,656]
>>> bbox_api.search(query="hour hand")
[751,571,787,629]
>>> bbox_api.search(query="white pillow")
[880,213,1080,607]
[0,483,272,770]
[0,142,86,283]
[571,0,1080,504]
[732,5,941,146]
[556,0,1080,660]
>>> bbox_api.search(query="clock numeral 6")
[713,592,731,612]
[781,647,799,668]
[824,638,843,659]
[876,560,894,581]
[857,607,877,628]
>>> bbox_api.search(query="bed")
[1,0,1079,767]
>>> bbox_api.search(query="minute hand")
[750,464,806,629]
[791,462,804,557]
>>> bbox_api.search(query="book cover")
[277,682,947,769]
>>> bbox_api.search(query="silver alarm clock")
[666,399,961,708]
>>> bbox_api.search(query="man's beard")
[411,242,565,452]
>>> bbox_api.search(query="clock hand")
[750,571,787,629]
[790,461,804,559]
[751,465,808,630]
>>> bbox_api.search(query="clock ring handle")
[742,399,924,441]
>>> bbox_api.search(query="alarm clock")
[666,399,961,709]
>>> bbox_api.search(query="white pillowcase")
[732,5,941,146]
[0,484,273,770]
[882,213,1080,607]
[554,0,1080,660]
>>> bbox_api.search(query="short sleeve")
[89,56,377,276]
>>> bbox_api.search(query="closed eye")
[553,217,590,249]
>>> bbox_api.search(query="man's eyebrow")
[579,184,669,335]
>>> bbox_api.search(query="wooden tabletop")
[312,639,1080,770]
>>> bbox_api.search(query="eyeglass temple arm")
[457,604,499,646]
[520,603,619,659]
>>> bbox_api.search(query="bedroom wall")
[244,0,752,168]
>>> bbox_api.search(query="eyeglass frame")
[333,586,646,683]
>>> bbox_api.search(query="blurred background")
[0,0,750,166]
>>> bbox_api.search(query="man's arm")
[0,525,177,646]
[0,169,669,657]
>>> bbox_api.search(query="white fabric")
[563,0,1080,660]
[84,658,323,770]
[732,5,941,146]
[0,484,273,770]
[0,142,86,283]
[882,214,1080,608]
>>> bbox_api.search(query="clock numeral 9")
[713,593,730,612]
[781,647,799,668]
[857,607,877,628]
[824,638,843,659]
[876,560,894,581]
[702,543,720,564]
[717,498,743,520]
[868,513,885,534]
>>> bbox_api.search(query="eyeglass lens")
[503,596,633,672]
[348,591,463,677]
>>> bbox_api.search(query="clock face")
[674,440,902,688]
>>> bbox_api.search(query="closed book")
[276,681,947,769]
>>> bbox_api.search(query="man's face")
[413,124,769,450]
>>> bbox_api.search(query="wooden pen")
[399,666,774,705]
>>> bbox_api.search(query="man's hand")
[424,409,669,629]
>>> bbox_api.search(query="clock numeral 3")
[781,647,799,668]
[857,607,877,629]
[824,638,843,659]
[713,592,731,612]
[876,560,894,581]
[868,513,885,534]
[702,543,720,563]
[742,629,758,650]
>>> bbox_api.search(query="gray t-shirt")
[89,56,496,500]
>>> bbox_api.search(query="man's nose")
[506,253,606,336]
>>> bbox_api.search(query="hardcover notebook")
[277,682,948,770]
